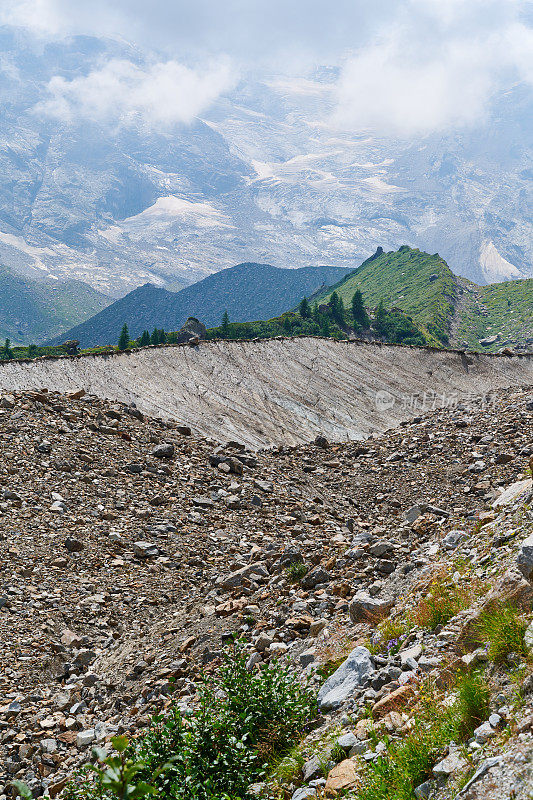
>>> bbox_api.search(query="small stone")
[64,537,84,552]
[318,646,374,712]
[310,619,327,637]
[302,566,331,588]
[372,685,415,717]
[336,732,358,751]
[151,442,175,459]
[300,649,316,667]
[399,644,422,665]
[432,752,467,777]
[349,592,393,624]
[76,729,96,748]
[324,759,358,794]
[474,721,495,744]
[404,505,422,524]
[292,788,316,800]
[302,756,321,782]
[414,780,436,799]
[518,535,533,581]
[255,633,273,652]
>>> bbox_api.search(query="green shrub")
[473,603,529,663]
[285,562,309,582]
[65,643,316,800]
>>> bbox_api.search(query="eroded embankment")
[0,338,531,448]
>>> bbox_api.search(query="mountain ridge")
[0,266,111,344]
[47,262,353,347]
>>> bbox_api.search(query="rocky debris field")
[1,386,533,799]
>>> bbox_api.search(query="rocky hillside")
[452,276,533,354]
[47,263,351,348]
[2,385,533,800]
[0,338,532,448]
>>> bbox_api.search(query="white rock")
[433,752,467,776]
[76,729,96,748]
[318,646,374,712]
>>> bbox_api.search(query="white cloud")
[36,58,236,128]
[333,2,533,136]
[3,0,533,137]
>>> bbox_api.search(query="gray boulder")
[318,646,374,711]
[151,442,175,459]
[175,317,207,344]
[517,534,533,581]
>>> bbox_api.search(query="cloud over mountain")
[36,57,236,128]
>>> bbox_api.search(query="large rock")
[175,317,207,344]
[517,535,533,581]
[318,647,374,712]
[372,685,415,716]
[324,759,358,795]
[349,592,393,624]
[493,479,532,508]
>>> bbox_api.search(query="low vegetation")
[414,578,471,631]
[472,602,529,663]
[0,287,427,363]
[357,670,492,800]
[62,644,316,800]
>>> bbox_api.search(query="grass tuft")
[455,671,491,739]
[473,602,529,664]
[414,578,470,631]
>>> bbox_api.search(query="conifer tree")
[351,290,370,329]
[298,297,311,318]
[221,310,230,337]
[374,300,388,336]
[329,291,345,325]
[118,324,129,351]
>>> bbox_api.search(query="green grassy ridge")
[455,277,533,353]
[312,246,457,347]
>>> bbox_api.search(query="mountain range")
[0,24,530,314]
[48,263,352,347]
[50,247,533,353]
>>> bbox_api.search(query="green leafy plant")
[65,643,316,800]
[88,736,157,800]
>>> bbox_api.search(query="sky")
[1,0,533,137]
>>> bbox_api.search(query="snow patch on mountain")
[480,240,522,283]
